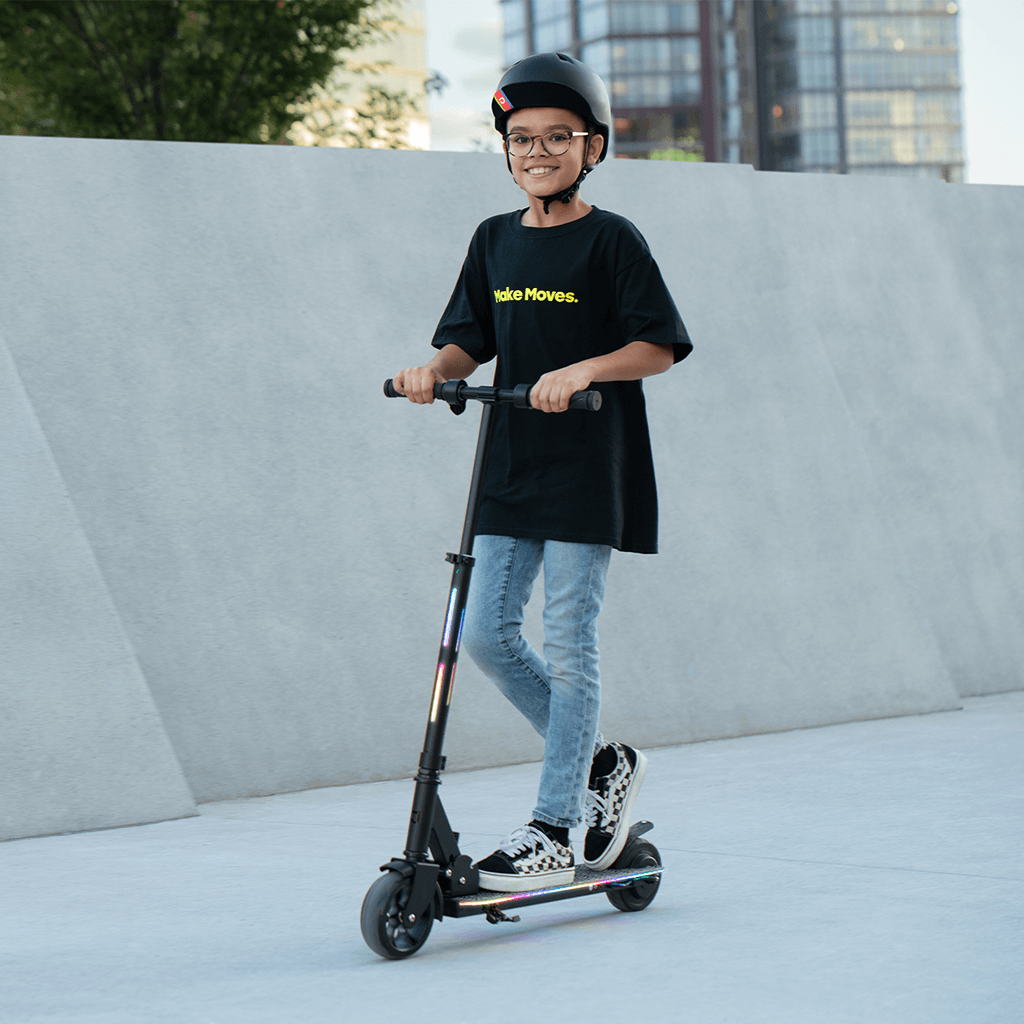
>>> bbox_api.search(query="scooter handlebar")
[382,378,602,412]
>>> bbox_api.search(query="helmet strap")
[540,164,591,214]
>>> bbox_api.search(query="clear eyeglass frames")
[503,130,590,158]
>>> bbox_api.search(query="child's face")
[504,107,603,199]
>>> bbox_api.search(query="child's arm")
[392,344,481,405]
[530,340,675,413]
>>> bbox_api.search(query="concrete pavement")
[2,692,1021,1023]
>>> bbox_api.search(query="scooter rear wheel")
[360,871,435,959]
[606,838,661,912]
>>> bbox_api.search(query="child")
[392,52,691,892]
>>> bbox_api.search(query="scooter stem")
[458,401,494,556]
[403,400,496,862]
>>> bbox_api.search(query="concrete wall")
[1,136,1020,838]
[0,333,196,841]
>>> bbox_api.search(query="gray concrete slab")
[1,693,1020,1023]
[4,137,1000,830]
[0,334,196,841]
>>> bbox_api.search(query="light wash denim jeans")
[462,534,612,829]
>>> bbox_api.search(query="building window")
[580,39,613,75]
[612,1,669,34]
[614,38,672,73]
[672,74,702,104]
[614,112,674,143]
[505,33,529,65]
[606,1,700,35]
[724,104,742,137]
[794,0,832,14]
[532,0,573,51]
[802,91,838,128]
[535,18,574,51]
[803,128,839,165]
[611,75,672,106]
[532,0,570,24]
[722,27,737,66]
[608,37,702,76]
[798,53,835,89]
[671,36,702,74]
[579,1,610,42]
[796,15,833,53]
[724,68,739,103]
[844,52,959,88]
[844,89,959,129]
[839,0,956,18]
[502,0,527,35]
[845,126,961,164]
[502,0,529,65]
[843,15,957,51]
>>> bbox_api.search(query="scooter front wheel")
[606,839,662,913]
[360,871,435,959]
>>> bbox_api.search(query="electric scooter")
[360,378,663,960]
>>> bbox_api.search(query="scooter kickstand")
[485,907,521,925]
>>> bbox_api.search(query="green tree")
[648,147,704,163]
[648,127,704,163]
[0,0,393,144]
[288,74,416,148]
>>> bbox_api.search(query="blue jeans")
[462,535,612,829]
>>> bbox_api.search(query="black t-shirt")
[431,206,691,554]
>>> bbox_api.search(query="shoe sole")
[477,865,576,893]
[584,748,648,870]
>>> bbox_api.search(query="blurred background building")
[497,0,963,179]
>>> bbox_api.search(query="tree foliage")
[0,0,392,144]
[288,78,415,148]
[648,126,704,162]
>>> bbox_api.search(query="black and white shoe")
[583,741,648,870]
[475,824,575,893]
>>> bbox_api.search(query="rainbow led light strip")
[429,663,445,722]
[442,587,458,647]
[456,865,664,908]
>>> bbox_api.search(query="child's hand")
[393,365,446,404]
[530,363,595,413]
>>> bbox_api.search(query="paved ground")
[2,692,1021,1024]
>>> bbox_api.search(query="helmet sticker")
[493,87,513,113]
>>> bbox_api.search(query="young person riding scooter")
[391,52,692,893]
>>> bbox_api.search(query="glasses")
[503,130,589,157]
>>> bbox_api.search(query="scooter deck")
[443,861,664,919]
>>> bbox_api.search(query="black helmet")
[492,52,611,165]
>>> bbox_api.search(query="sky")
[421,0,1024,186]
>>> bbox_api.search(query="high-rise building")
[500,0,740,161]
[757,0,963,180]
[498,0,963,179]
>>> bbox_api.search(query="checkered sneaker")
[583,741,648,869]
[476,824,575,893]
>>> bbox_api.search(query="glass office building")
[756,0,963,179]
[500,0,963,178]
[499,0,760,163]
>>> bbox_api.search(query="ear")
[503,141,522,189]
[587,132,605,166]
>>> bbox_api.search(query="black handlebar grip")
[516,384,601,411]
[383,378,401,398]
[568,390,602,411]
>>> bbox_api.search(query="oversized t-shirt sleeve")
[430,228,497,364]
[615,253,693,364]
